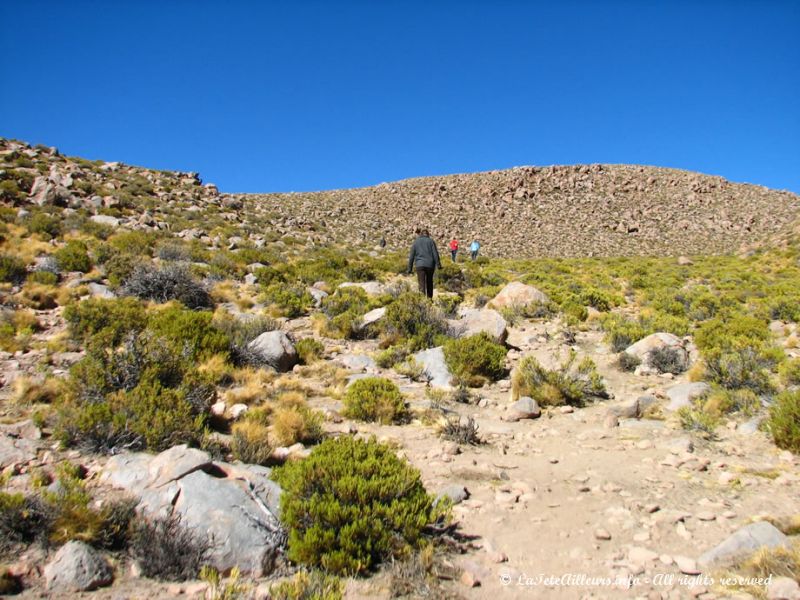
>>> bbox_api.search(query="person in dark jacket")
[407,228,442,298]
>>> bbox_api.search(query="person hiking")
[470,239,480,260]
[407,228,442,298]
[449,237,459,262]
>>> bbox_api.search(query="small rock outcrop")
[412,346,453,388]
[450,308,508,343]
[698,521,790,568]
[665,381,710,411]
[490,282,549,309]
[246,331,298,372]
[44,541,113,592]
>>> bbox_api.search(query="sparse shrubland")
[512,352,608,407]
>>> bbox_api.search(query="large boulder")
[698,521,790,568]
[90,214,121,228]
[44,541,113,592]
[665,382,710,411]
[247,331,298,372]
[450,308,508,343]
[489,282,549,309]
[101,445,285,576]
[412,346,453,389]
[624,332,689,372]
[356,306,386,333]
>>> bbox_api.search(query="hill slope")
[240,164,800,257]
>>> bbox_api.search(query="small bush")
[617,352,641,372]
[263,283,313,318]
[703,346,775,394]
[443,332,506,387]
[382,293,449,351]
[121,263,212,309]
[296,338,324,365]
[27,270,58,285]
[212,311,277,366]
[64,297,148,348]
[54,240,92,273]
[231,420,274,465]
[26,212,62,239]
[767,389,800,452]
[678,405,721,435]
[0,492,51,556]
[130,513,210,581]
[148,305,230,361]
[343,377,408,424]
[270,570,343,600]
[779,358,800,387]
[272,402,324,447]
[512,352,608,407]
[272,436,441,575]
[0,253,26,284]
[375,346,408,369]
[440,415,482,446]
[649,345,687,374]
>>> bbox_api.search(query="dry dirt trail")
[286,317,800,600]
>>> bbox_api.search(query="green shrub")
[579,288,615,311]
[272,437,440,575]
[443,332,506,386]
[600,314,648,352]
[148,305,230,361]
[63,297,148,348]
[270,571,343,600]
[561,300,589,324]
[54,240,92,273]
[375,346,408,369]
[296,338,325,364]
[0,253,26,284]
[130,513,210,581]
[702,388,760,417]
[779,358,800,387]
[703,347,775,394]
[272,403,324,447]
[212,311,277,366]
[263,283,313,318]
[109,230,158,257]
[382,293,449,351]
[26,212,62,239]
[27,270,58,285]
[0,492,50,556]
[343,377,408,424]
[678,405,721,435]
[767,390,800,452]
[511,352,608,407]
[102,253,143,287]
[694,313,769,353]
[433,293,461,317]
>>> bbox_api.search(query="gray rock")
[101,447,286,576]
[173,470,285,575]
[451,308,508,343]
[44,541,113,592]
[90,214,121,228]
[435,484,470,506]
[335,353,377,373]
[698,521,790,568]
[88,282,115,298]
[244,273,258,285]
[665,382,710,411]
[247,331,298,372]
[0,434,38,470]
[358,306,386,331]
[508,397,541,421]
[738,416,763,434]
[307,287,328,307]
[489,282,549,309]
[625,332,688,372]
[767,577,800,600]
[412,346,453,389]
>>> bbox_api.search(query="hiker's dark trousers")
[416,266,434,299]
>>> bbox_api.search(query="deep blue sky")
[1,1,798,193]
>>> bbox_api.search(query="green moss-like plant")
[443,332,506,386]
[0,253,26,284]
[343,377,408,424]
[272,436,440,575]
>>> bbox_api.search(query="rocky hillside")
[242,165,800,257]
[2,137,799,258]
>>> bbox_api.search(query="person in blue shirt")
[470,239,481,261]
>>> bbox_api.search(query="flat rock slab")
[101,445,285,576]
[412,346,453,389]
[698,521,790,568]
[665,382,710,411]
[451,308,508,343]
[335,353,377,373]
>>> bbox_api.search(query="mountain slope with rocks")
[241,164,800,257]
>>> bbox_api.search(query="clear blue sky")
[2,1,798,194]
